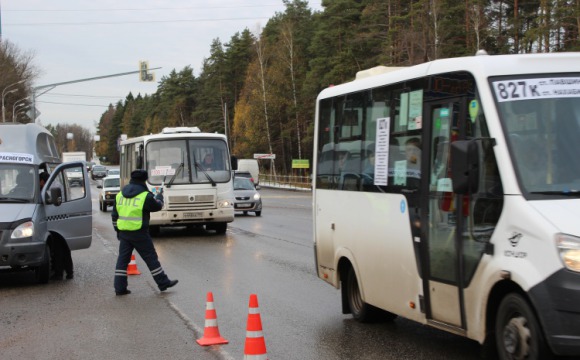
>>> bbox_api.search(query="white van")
[237,159,260,185]
[0,123,92,283]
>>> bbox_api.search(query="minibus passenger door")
[423,99,467,331]
[43,162,93,250]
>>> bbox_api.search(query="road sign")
[253,153,276,159]
[292,159,309,169]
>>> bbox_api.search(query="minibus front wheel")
[495,293,552,360]
[34,244,51,284]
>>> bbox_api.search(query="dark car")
[91,165,107,180]
[234,170,255,184]
[233,176,262,216]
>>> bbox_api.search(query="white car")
[97,175,120,212]
[66,167,84,186]
[107,168,120,176]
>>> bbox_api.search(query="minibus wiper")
[0,197,29,203]
[530,190,580,196]
[194,162,216,187]
[166,162,183,188]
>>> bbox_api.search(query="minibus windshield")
[0,164,38,203]
[493,76,580,196]
[146,138,231,185]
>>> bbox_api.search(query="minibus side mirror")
[231,156,238,171]
[47,187,63,206]
[451,140,479,194]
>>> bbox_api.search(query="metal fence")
[258,174,312,191]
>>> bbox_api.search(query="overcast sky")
[2,0,323,133]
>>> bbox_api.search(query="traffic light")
[139,61,154,82]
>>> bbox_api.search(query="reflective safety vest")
[116,191,148,231]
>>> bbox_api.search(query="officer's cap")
[131,169,148,181]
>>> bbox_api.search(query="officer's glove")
[155,192,164,202]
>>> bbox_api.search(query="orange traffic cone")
[196,292,229,346]
[127,254,141,275]
[243,294,267,359]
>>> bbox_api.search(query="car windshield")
[0,164,37,202]
[234,177,255,190]
[104,178,120,188]
[493,75,580,196]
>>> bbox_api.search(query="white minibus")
[119,127,236,234]
[313,51,580,359]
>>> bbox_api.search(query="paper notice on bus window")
[151,166,175,176]
[0,152,34,164]
[408,90,423,130]
[493,77,580,102]
[394,160,407,185]
[373,117,390,186]
[399,93,409,128]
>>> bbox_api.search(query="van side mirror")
[451,140,479,194]
[47,187,63,206]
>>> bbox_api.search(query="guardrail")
[258,174,312,191]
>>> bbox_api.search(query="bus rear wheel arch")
[494,293,552,360]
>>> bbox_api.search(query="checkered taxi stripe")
[45,211,91,222]
[46,214,69,221]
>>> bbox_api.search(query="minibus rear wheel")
[346,267,395,322]
[34,244,51,284]
[495,293,552,360]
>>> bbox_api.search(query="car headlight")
[556,233,580,272]
[253,193,261,201]
[12,221,34,239]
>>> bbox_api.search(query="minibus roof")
[0,123,61,165]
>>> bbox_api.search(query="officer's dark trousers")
[114,230,171,293]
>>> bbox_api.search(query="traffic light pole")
[31,67,161,122]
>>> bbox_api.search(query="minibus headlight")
[556,234,580,272]
[11,221,34,239]
[218,199,232,208]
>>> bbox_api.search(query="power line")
[3,4,282,12]
[37,100,111,107]
[44,92,126,99]
[5,16,273,27]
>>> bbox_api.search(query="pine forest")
[94,0,580,174]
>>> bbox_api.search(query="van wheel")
[35,244,51,284]
[495,293,551,360]
[346,267,371,322]
[346,267,394,322]
[255,211,261,216]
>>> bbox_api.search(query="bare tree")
[0,40,39,123]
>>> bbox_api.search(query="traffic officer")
[112,169,178,295]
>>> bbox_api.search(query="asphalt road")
[0,182,489,360]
